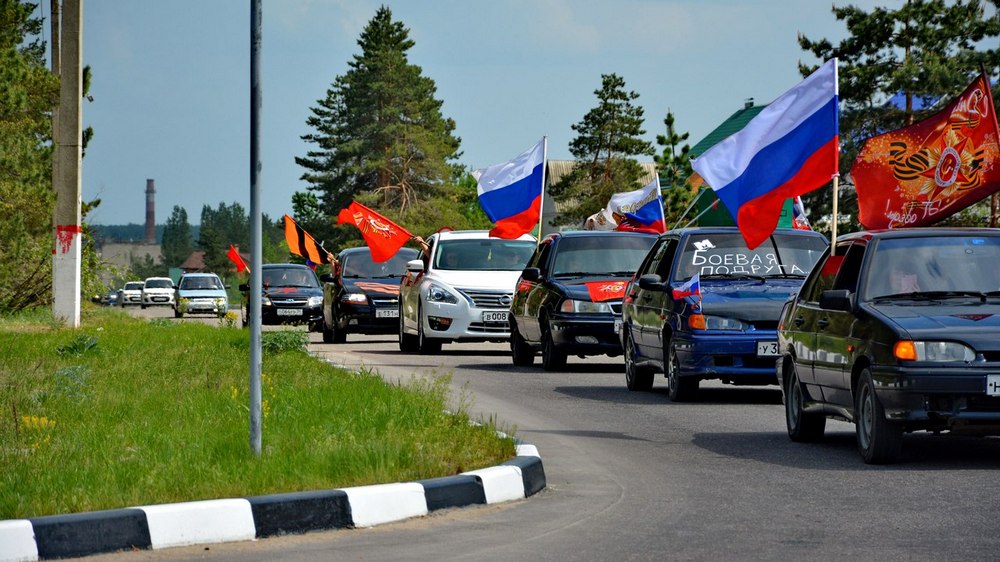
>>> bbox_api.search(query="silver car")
[174,273,228,317]
[399,230,535,354]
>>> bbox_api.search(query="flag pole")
[831,174,839,247]
[670,186,709,231]
[536,136,548,243]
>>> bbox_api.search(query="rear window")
[674,232,827,281]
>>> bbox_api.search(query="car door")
[813,241,866,407]
[633,237,678,359]
[514,240,552,343]
[401,236,433,333]
[783,243,841,398]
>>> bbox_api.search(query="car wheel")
[624,330,653,391]
[174,307,182,319]
[417,305,441,354]
[241,308,249,328]
[323,308,346,344]
[856,368,903,464]
[784,362,825,442]
[541,324,566,371]
[666,340,697,402]
[510,321,535,366]
[398,303,419,352]
[140,304,147,310]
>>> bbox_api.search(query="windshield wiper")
[554,271,590,278]
[700,273,766,281]
[875,290,988,301]
[763,273,807,279]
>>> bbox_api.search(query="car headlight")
[559,299,612,313]
[425,282,458,304]
[262,296,272,306]
[307,296,323,307]
[343,293,368,304]
[894,340,975,362]
[688,314,748,331]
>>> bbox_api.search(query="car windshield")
[435,239,535,271]
[865,236,1000,299]
[342,248,419,278]
[145,279,173,289]
[552,235,657,277]
[125,282,143,290]
[262,267,319,288]
[674,232,827,282]
[180,276,223,290]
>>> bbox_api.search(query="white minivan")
[398,230,535,353]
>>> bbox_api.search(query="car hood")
[868,302,1000,347]
[698,280,803,323]
[178,290,227,299]
[429,270,522,291]
[555,277,631,301]
[341,277,402,295]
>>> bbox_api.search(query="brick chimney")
[145,179,156,244]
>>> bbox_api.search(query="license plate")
[276,308,302,316]
[376,308,399,319]
[988,375,1000,396]
[482,311,508,323]
[614,318,622,334]
[757,341,779,357]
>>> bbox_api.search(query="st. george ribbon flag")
[691,58,839,249]
[852,72,1000,229]
[473,138,546,239]
[337,200,413,263]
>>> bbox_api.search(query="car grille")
[270,297,309,307]
[468,322,511,334]
[372,296,399,307]
[610,303,622,314]
[457,289,512,309]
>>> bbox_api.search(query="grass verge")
[0,307,516,519]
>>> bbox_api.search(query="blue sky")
[53,0,883,226]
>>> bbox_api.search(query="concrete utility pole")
[53,0,83,328]
[249,0,263,456]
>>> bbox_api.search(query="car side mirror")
[319,273,335,283]
[819,289,853,312]
[238,283,249,292]
[406,259,424,273]
[521,267,541,282]
[638,274,665,291]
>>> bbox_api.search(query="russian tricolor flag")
[474,138,546,239]
[691,59,839,249]
[672,273,701,300]
[612,177,666,233]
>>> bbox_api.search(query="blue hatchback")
[620,227,828,401]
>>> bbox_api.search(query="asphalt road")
[97,308,1000,561]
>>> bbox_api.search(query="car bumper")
[337,303,400,334]
[422,300,510,341]
[179,298,228,314]
[674,331,780,384]
[870,365,1000,431]
[549,314,622,356]
[143,295,175,306]
[261,305,323,327]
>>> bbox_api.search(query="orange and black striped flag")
[283,214,333,264]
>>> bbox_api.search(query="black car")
[319,246,419,343]
[777,228,1000,464]
[240,263,323,331]
[509,231,658,370]
[621,227,828,400]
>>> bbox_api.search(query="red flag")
[227,244,248,273]
[284,215,333,264]
[337,201,413,263]
[853,73,1000,229]
[585,280,628,302]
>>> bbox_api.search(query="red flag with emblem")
[852,72,1000,229]
[337,201,413,263]
[585,280,628,302]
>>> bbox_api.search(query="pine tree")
[654,110,696,228]
[550,74,654,226]
[798,0,1000,232]
[295,6,460,220]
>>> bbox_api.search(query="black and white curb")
[0,444,543,561]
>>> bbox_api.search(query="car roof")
[432,230,536,242]
[261,263,315,270]
[543,230,658,242]
[339,246,419,257]
[180,272,220,278]
[840,227,1000,243]
[665,226,826,238]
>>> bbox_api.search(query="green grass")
[0,307,516,519]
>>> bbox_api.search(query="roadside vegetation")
[0,307,516,519]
